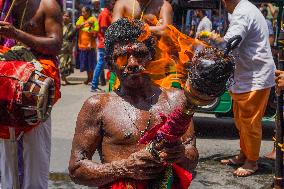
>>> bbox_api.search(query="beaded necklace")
[118,88,155,138]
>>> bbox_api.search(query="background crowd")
[59,1,279,92]
[0,0,282,188]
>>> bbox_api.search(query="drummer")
[208,0,275,177]
[0,0,62,188]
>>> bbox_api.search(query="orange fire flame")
[114,17,209,89]
[143,17,208,88]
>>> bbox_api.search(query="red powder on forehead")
[126,44,134,54]
[108,17,210,89]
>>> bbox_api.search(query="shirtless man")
[0,0,62,55]
[0,0,62,188]
[112,0,173,35]
[69,18,199,188]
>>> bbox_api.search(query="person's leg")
[22,117,51,189]
[231,88,270,176]
[264,142,276,160]
[91,48,105,91]
[99,49,106,86]
[79,50,90,85]
[78,50,86,73]
[100,70,106,86]
[86,49,96,84]
[221,98,246,165]
[0,140,14,189]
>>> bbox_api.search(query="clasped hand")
[125,141,185,180]
[0,21,17,39]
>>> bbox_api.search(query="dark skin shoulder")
[69,88,198,187]
[0,0,62,55]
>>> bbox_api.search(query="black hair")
[262,9,268,15]
[104,18,156,66]
[82,6,92,14]
[63,10,72,17]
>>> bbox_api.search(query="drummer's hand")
[275,70,284,95]
[0,21,17,38]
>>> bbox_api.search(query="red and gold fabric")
[0,45,60,139]
[98,164,192,189]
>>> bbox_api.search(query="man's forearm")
[14,29,62,56]
[149,25,168,36]
[268,4,277,17]
[69,159,130,187]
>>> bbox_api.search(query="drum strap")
[29,74,39,93]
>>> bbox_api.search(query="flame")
[144,19,208,89]
[111,17,209,90]
[116,55,127,68]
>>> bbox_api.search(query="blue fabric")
[91,48,105,89]
[78,49,97,72]
[18,135,24,188]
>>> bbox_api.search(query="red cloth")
[97,8,112,49]
[139,108,193,144]
[0,60,34,103]
[99,179,148,189]
[171,163,192,189]
[98,164,192,189]
[0,0,4,12]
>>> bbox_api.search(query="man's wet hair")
[104,18,156,66]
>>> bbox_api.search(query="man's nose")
[126,55,140,73]
[127,55,139,66]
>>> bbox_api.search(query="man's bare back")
[0,0,62,55]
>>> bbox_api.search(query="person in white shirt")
[209,0,276,177]
[195,9,212,36]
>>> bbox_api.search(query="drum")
[0,60,54,127]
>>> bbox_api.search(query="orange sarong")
[230,88,270,161]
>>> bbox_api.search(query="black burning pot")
[184,35,242,106]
